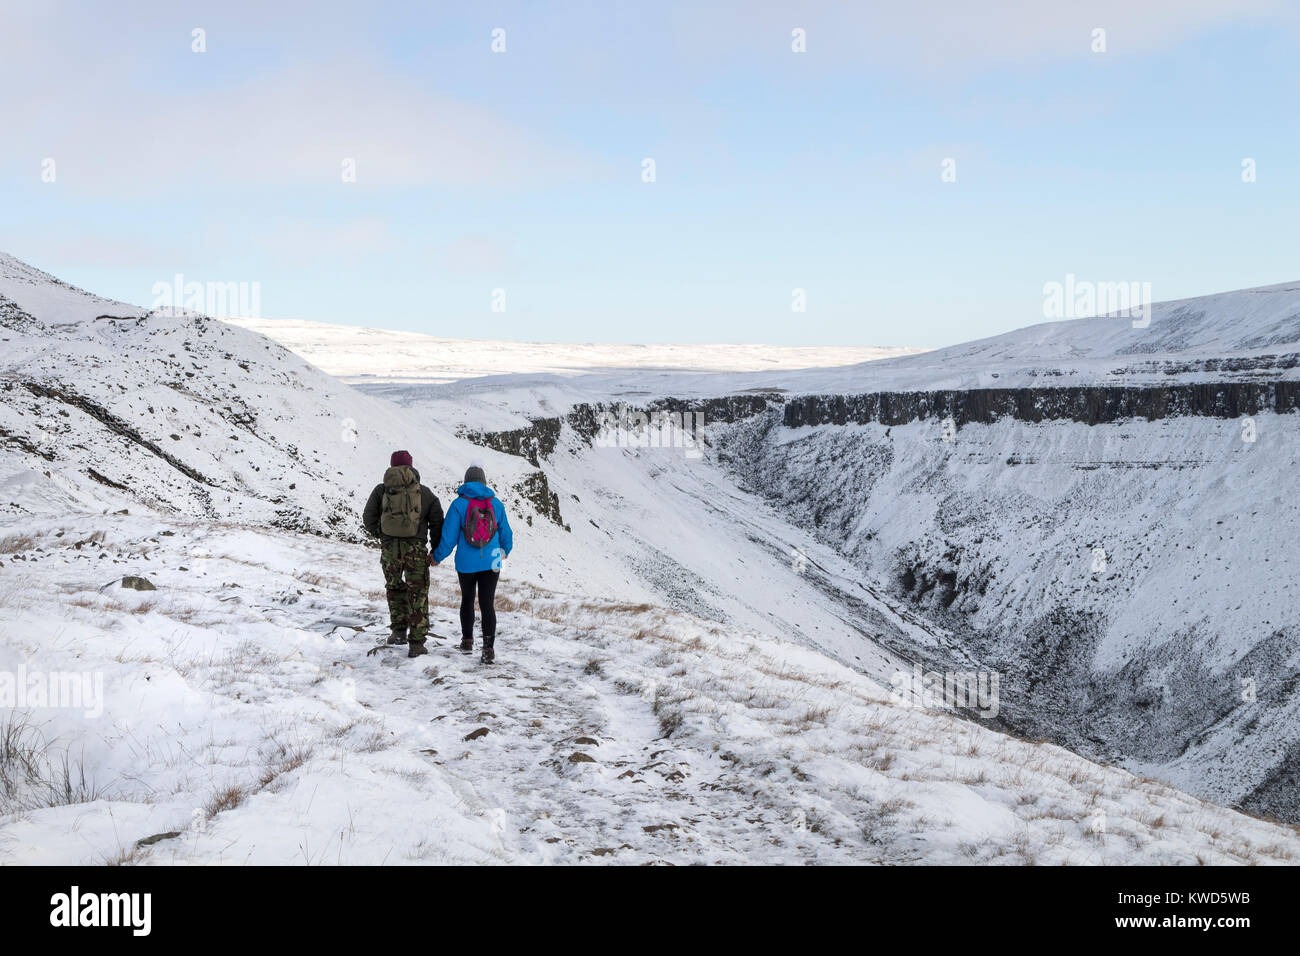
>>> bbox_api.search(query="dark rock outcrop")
[782,383,1300,429]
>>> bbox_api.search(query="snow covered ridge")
[774,280,1300,395]
[0,253,558,542]
[2,515,1297,864]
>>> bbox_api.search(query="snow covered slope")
[0,253,559,549]
[770,280,1300,394]
[3,514,1297,865]
[0,254,923,681]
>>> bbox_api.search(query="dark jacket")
[362,468,444,548]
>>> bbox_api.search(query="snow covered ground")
[3,515,1296,865]
[0,253,533,540]
[3,250,1299,864]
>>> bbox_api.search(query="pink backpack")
[463,498,498,548]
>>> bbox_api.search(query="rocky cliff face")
[463,381,1300,823]
[715,392,1300,822]
[782,382,1300,428]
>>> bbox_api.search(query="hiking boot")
[480,646,495,665]
[407,640,428,658]
[458,637,473,654]
[387,627,408,645]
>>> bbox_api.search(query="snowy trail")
[336,615,918,864]
[3,516,1298,865]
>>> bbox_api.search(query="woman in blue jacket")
[432,465,514,663]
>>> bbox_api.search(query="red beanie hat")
[390,450,413,467]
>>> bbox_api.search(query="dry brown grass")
[356,728,394,753]
[218,640,289,680]
[204,784,246,817]
[865,751,896,772]
[652,688,685,738]
[102,843,147,866]
[1,715,107,812]
[63,594,122,611]
[0,533,37,554]
[741,690,786,710]
[577,601,653,615]
[257,736,314,790]
[795,705,834,729]
[1257,842,1295,861]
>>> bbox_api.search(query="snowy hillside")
[3,252,1299,864]
[0,253,559,548]
[3,514,1297,865]
[776,280,1300,393]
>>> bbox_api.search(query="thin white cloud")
[1,46,602,192]
[670,0,1289,70]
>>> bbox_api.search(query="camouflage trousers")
[380,539,429,641]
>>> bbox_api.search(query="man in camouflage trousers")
[362,450,444,657]
[380,540,431,645]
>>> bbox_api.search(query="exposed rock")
[463,417,561,466]
[781,382,1300,429]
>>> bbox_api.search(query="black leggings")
[457,570,499,643]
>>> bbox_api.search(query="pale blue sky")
[3,1,1298,346]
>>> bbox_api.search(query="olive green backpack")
[379,466,422,538]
